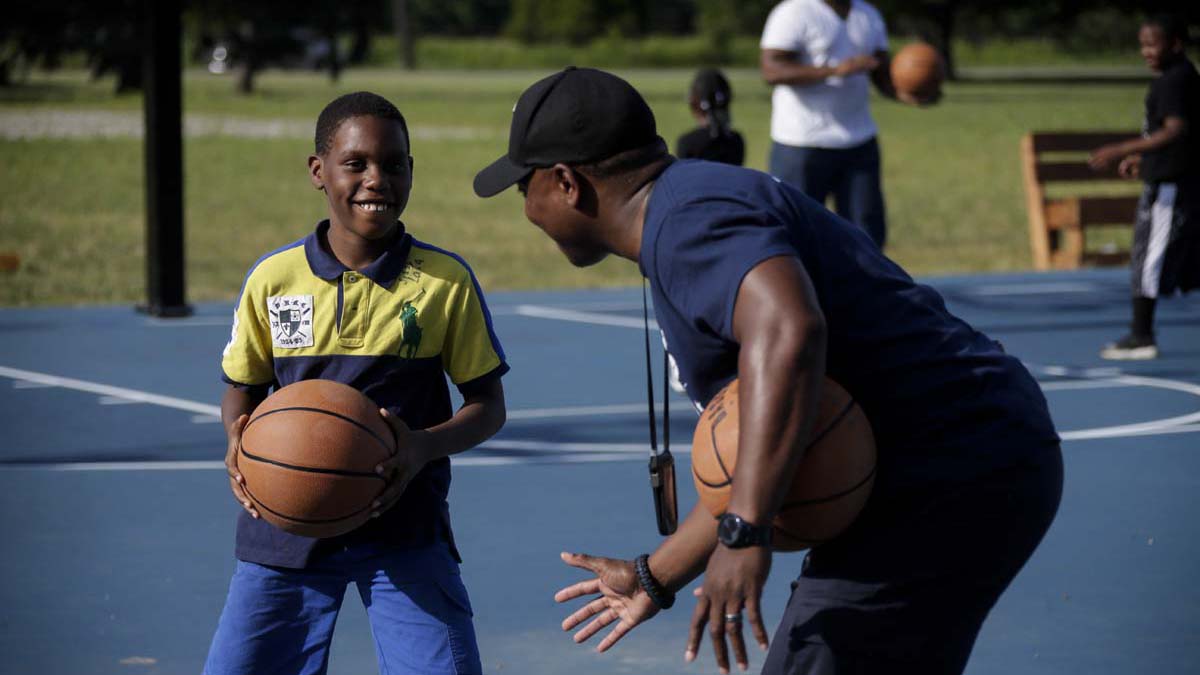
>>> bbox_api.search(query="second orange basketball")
[691,377,876,551]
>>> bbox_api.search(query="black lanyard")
[643,279,678,536]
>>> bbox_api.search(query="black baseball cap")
[473,66,661,198]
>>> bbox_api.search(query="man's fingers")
[746,596,770,651]
[725,604,749,672]
[686,591,710,662]
[554,577,601,604]
[597,619,633,652]
[560,551,604,574]
[708,603,731,674]
[562,597,607,631]
[573,608,617,644]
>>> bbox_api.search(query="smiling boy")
[207,92,508,675]
[1089,15,1200,359]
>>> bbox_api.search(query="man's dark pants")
[762,445,1064,675]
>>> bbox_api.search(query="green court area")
[0,68,1145,306]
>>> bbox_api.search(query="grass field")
[0,67,1146,307]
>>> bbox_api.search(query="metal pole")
[139,0,191,317]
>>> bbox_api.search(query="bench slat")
[1037,161,1122,181]
[1044,196,1138,229]
[1031,132,1140,152]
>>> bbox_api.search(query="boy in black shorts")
[1090,14,1200,360]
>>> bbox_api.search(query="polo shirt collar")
[304,220,414,287]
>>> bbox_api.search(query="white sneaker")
[1100,334,1159,360]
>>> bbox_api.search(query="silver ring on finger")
[724,612,743,624]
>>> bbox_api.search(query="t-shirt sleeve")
[442,264,508,390]
[221,268,275,387]
[760,2,806,54]
[1157,69,1188,120]
[652,200,800,343]
[868,5,889,52]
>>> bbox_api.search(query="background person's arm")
[1090,116,1188,170]
[761,48,878,87]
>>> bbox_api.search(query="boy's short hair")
[1145,14,1188,44]
[315,91,410,156]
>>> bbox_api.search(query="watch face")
[718,513,746,546]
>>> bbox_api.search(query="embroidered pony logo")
[399,300,423,358]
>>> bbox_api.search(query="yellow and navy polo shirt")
[221,220,508,568]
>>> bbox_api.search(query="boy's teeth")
[357,203,388,212]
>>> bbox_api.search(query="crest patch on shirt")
[268,295,314,348]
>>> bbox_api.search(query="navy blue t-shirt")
[641,160,1059,491]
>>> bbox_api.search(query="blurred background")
[1,0,1197,308]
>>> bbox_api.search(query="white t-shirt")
[760,0,888,149]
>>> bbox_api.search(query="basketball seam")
[242,482,379,525]
[244,405,395,457]
[239,446,387,480]
[694,396,860,491]
[778,463,876,511]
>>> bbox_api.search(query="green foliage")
[0,68,1151,308]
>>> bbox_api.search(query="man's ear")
[307,155,324,190]
[551,163,582,208]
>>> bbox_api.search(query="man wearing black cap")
[476,67,1063,675]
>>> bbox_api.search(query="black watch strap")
[634,554,675,610]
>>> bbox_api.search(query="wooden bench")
[1020,131,1141,270]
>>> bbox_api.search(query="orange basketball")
[239,379,396,538]
[890,42,944,97]
[692,378,876,551]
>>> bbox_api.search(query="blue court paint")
[0,269,1198,675]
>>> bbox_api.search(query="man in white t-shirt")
[761,0,934,248]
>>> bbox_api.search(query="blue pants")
[204,542,481,675]
[769,138,887,248]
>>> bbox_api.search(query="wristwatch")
[717,512,773,549]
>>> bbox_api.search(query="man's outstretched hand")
[554,552,662,652]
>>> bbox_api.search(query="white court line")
[98,396,144,405]
[1038,378,1134,392]
[0,365,222,416]
[967,282,1101,296]
[507,403,655,420]
[0,365,670,423]
[144,317,232,327]
[4,363,1200,473]
[514,304,655,329]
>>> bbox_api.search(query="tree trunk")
[391,0,416,70]
[931,1,958,81]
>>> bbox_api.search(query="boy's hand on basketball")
[833,55,878,77]
[224,413,259,519]
[372,408,429,517]
[555,552,660,652]
[688,546,772,674]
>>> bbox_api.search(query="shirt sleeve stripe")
[410,239,507,362]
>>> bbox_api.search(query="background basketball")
[692,378,876,551]
[239,379,397,538]
[890,42,945,97]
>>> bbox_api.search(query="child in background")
[675,68,746,166]
[207,91,508,675]
[1089,15,1199,359]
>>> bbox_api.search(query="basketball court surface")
[1,268,1197,675]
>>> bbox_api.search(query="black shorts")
[1131,179,1200,298]
[762,446,1063,675]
